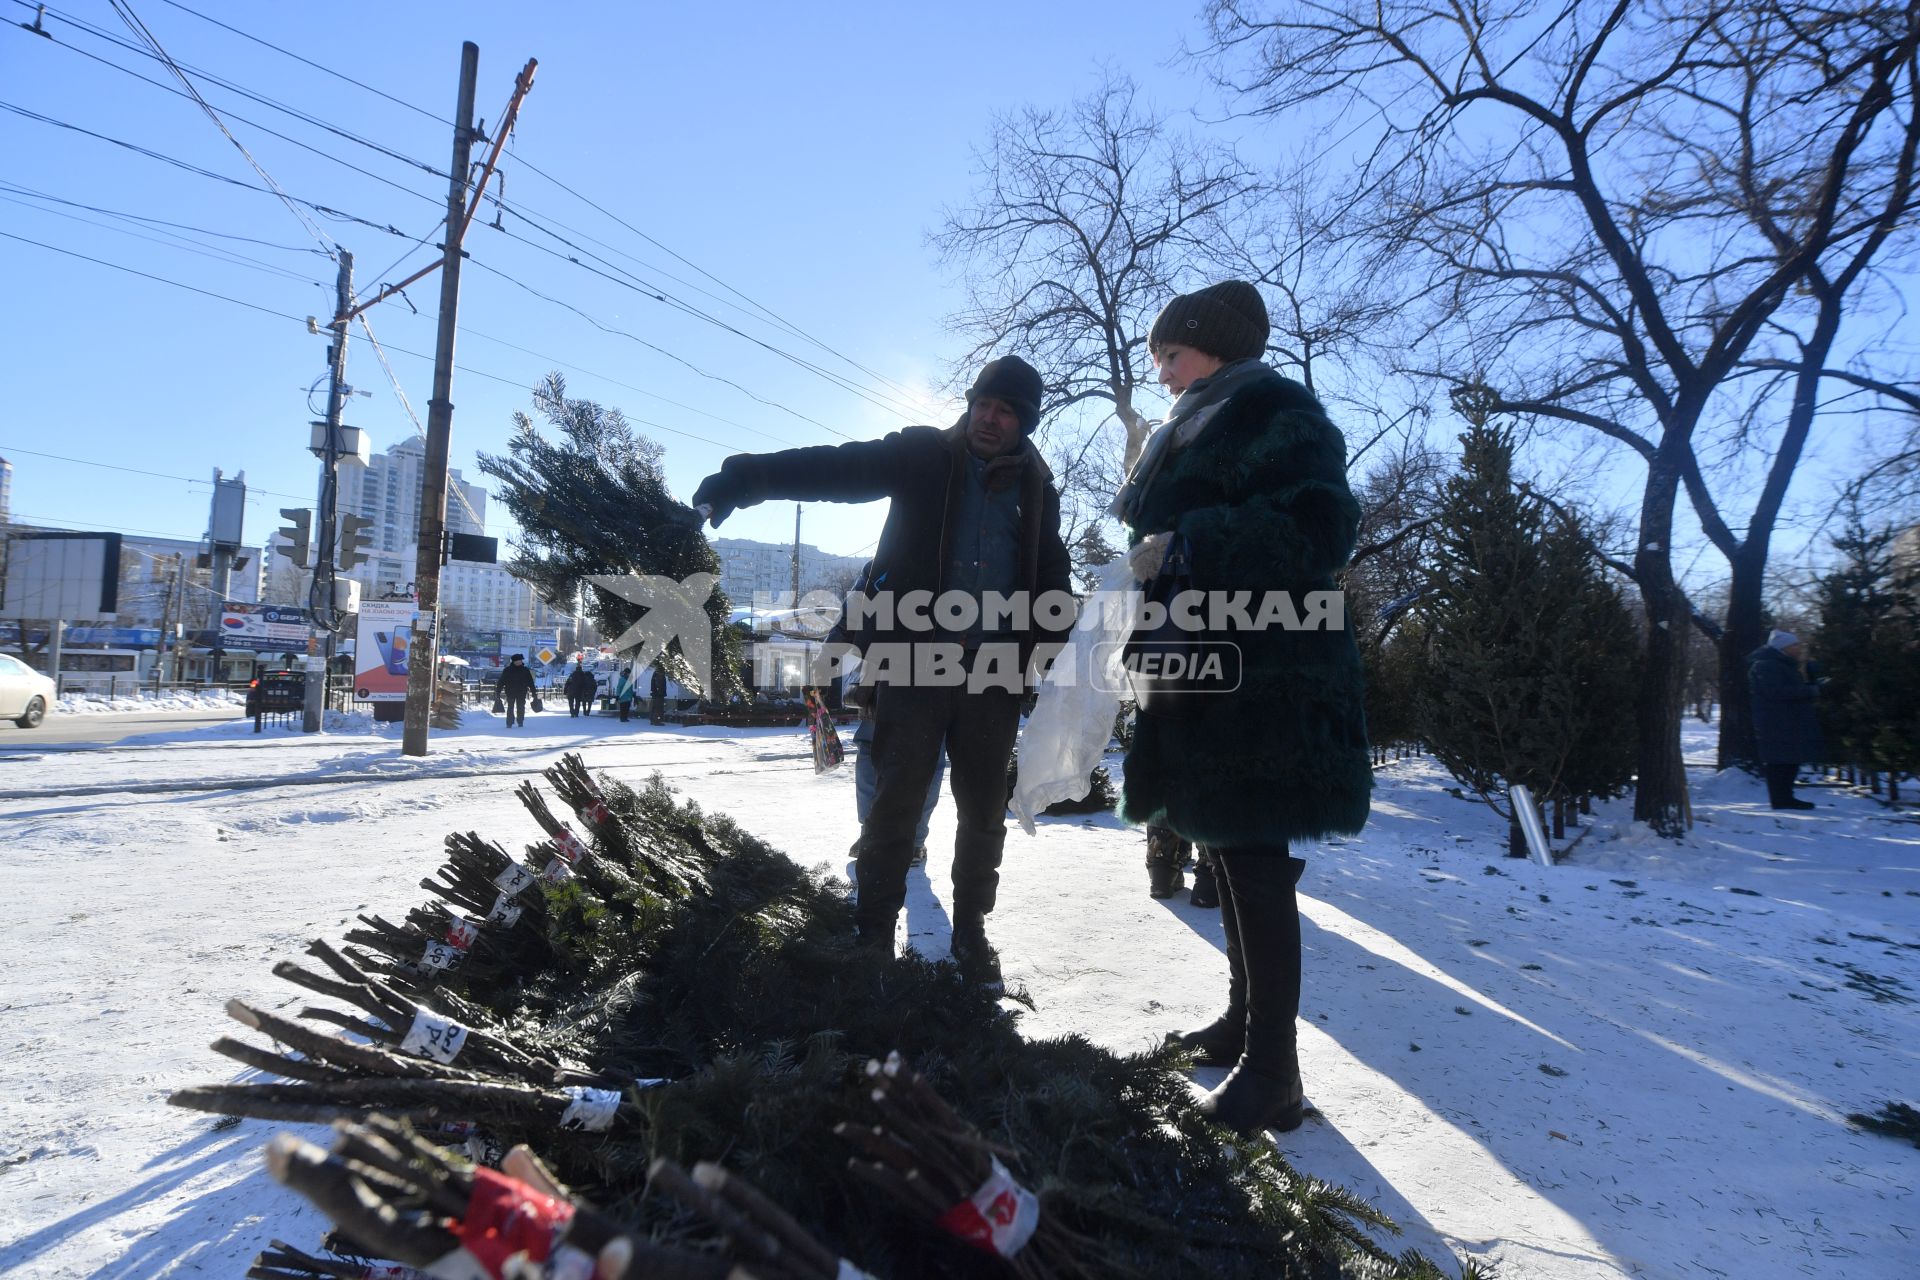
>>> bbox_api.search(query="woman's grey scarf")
[1110,358,1268,526]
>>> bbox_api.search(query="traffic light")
[276,508,312,568]
[337,512,375,570]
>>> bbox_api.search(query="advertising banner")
[354,599,419,701]
[219,602,312,650]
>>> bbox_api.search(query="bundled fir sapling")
[177,753,1465,1279]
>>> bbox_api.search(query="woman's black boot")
[1198,850,1306,1135]
[1166,848,1243,1066]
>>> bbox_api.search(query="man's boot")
[1166,849,1242,1066]
[1148,859,1186,899]
[1198,851,1306,1136]
[950,911,1002,989]
[1188,857,1220,909]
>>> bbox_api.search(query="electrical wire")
[0,179,328,253]
[106,0,340,258]
[5,0,450,183]
[0,445,311,501]
[463,255,852,439]
[77,0,923,418]
[3,231,827,458]
[0,190,331,287]
[152,0,450,127]
[8,2,933,423]
[0,102,418,241]
[0,229,312,323]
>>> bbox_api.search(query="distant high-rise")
[330,435,486,600]
[0,455,12,525]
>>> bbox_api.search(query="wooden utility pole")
[402,43,481,757]
[402,44,537,756]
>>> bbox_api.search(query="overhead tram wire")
[0,191,333,288]
[9,0,936,422]
[0,445,312,501]
[0,103,421,244]
[462,255,851,440]
[3,232,837,458]
[4,0,451,185]
[92,0,923,415]
[8,18,448,221]
[153,0,450,127]
[106,0,340,258]
[0,180,328,254]
[481,203,925,425]
[507,152,933,410]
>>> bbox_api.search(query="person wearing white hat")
[1748,629,1827,810]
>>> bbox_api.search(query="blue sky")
[3,0,1904,603]
[0,0,1235,563]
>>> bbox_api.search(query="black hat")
[1149,281,1270,362]
[965,355,1044,434]
[510,653,524,662]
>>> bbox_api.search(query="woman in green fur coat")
[1117,280,1372,1136]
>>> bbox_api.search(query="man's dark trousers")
[855,651,1021,937]
[505,695,527,727]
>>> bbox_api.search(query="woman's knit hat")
[1149,280,1270,361]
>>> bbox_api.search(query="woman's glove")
[1129,531,1172,583]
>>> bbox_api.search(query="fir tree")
[479,373,744,699]
[1413,425,1635,853]
[1813,515,1920,801]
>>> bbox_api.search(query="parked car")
[0,653,57,728]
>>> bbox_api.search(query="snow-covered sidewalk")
[0,713,1914,1278]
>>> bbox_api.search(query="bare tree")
[1204,0,1920,834]
[934,71,1257,473]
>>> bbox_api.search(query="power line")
[9,511,211,543]
[509,153,934,409]
[0,445,312,501]
[5,0,451,185]
[4,231,830,458]
[11,0,934,423]
[0,228,313,323]
[106,0,339,257]
[0,101,418,242]
[485,209,924,424]
[464,255,852,439]
[0,190,331,287]
[152,0,450,127]
[0,180,327,253]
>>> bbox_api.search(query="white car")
[0,653,56,728]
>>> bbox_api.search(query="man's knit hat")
[1149,280,1270,362]
[1768,630,1800,650]
[966,355,1044,434]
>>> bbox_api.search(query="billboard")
[218,602,312,649]
[354,599,418,702]
[0,532,121,620]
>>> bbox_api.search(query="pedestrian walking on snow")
[495,654,536,728]
[1748,630,1828,810]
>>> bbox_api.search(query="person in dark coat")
[564,663,598,717]
[649,664,668,724]
[692,356,1073,982]
[1748,630,1826,810]
[1118,281,1372,1137]
[495,654,536,728]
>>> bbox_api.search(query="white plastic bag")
[1011,559,1139,834]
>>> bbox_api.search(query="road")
[0,707,245,750]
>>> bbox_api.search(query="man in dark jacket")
[693,356,1072,981]
[564,663,598,717]
[496,654,537,728]
[1749,630,1826,810]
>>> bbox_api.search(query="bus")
[55,648,160,696]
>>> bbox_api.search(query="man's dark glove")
[690,471,740,528]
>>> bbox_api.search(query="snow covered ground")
[55,688,246,715]
[1,710,1915,1278]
